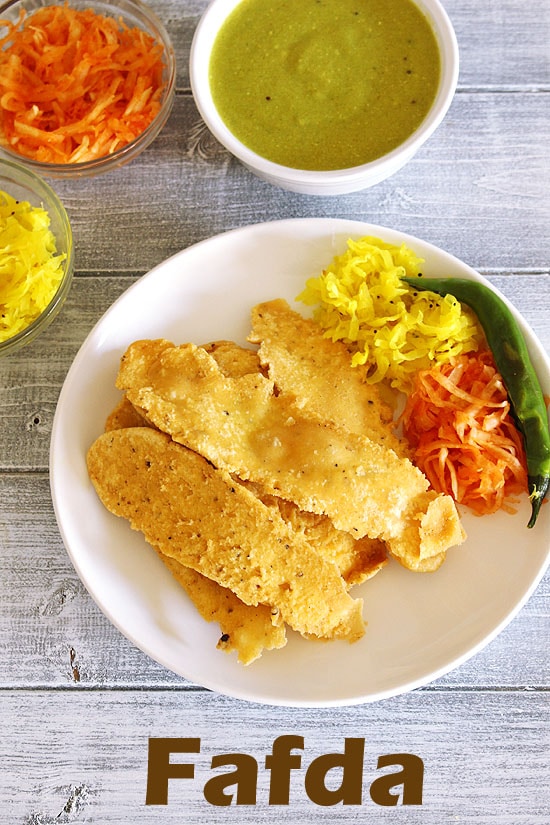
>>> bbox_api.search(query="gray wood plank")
[446,0,550,89]
[0,689,548,823]
[48,92,550,274]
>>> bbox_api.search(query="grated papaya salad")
[0,3,167,164]
[299,236,549,526]
[0,189,66,341]
[298,236,483,394]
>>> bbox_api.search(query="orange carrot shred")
[401,351,529,516]
[0,3,166,163]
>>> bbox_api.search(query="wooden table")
[1,0,548,821]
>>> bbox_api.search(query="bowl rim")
[190,0,459,186]
[0,0,177,177]
[0,158,75,355]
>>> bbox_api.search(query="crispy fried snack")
[105,396,152,431]
[202,339,263,378]
[244,484,388,587]
[103,339,386,660]
[116,340,465,568]
[248,299,407,455]
[104,400,288,664]
[87,427,365,642]
[201,337,389,583]
[201,338,389,582]
[156,555,287,664]
[105,398,388,589]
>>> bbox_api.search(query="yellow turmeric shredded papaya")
[0,3,166,163]
[0,189,66,342]
[298,236,483,393]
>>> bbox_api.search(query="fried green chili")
[401,276,550,528]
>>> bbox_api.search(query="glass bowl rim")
[0,157,75,355]
[0,0,177,178]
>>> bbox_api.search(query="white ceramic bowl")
[190,0,459,195]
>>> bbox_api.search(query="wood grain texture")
[0,0,548,821]
[50,92,550,273]
[0,690,548,824]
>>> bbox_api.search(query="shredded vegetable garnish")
[401,351,529,515]
[0,189,65,342]
[298,236,483,392]
[0,4,166,163]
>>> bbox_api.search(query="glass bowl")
[0,0,176,177]
[0,159,74,356]
[190,0,459,195]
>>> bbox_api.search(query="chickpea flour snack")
[87,427,366,643]
[116,338,464,565]
[88,295,466,666]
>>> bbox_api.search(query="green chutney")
[209,0,441,170]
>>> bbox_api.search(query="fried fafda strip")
[104,340,261,433]
[265,494,388,586]
[202,339,389,583]
[87,427,365,642]
[116,340,465,566]
[244,484,388,587]
[104,398,388,587]
[248,299,407,455]
[156,554,287,664]
[202,338,388,583]
[105,396,152,431]
[202,339,263,378]
[104,402,288,663]
[106,342,388,587]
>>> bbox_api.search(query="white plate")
[50,218,550,707]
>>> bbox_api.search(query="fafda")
[146,736,424,807]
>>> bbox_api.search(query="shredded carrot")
[0,3,166,163]
[401,351,529,516]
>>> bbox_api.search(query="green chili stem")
[401,275,550,528]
